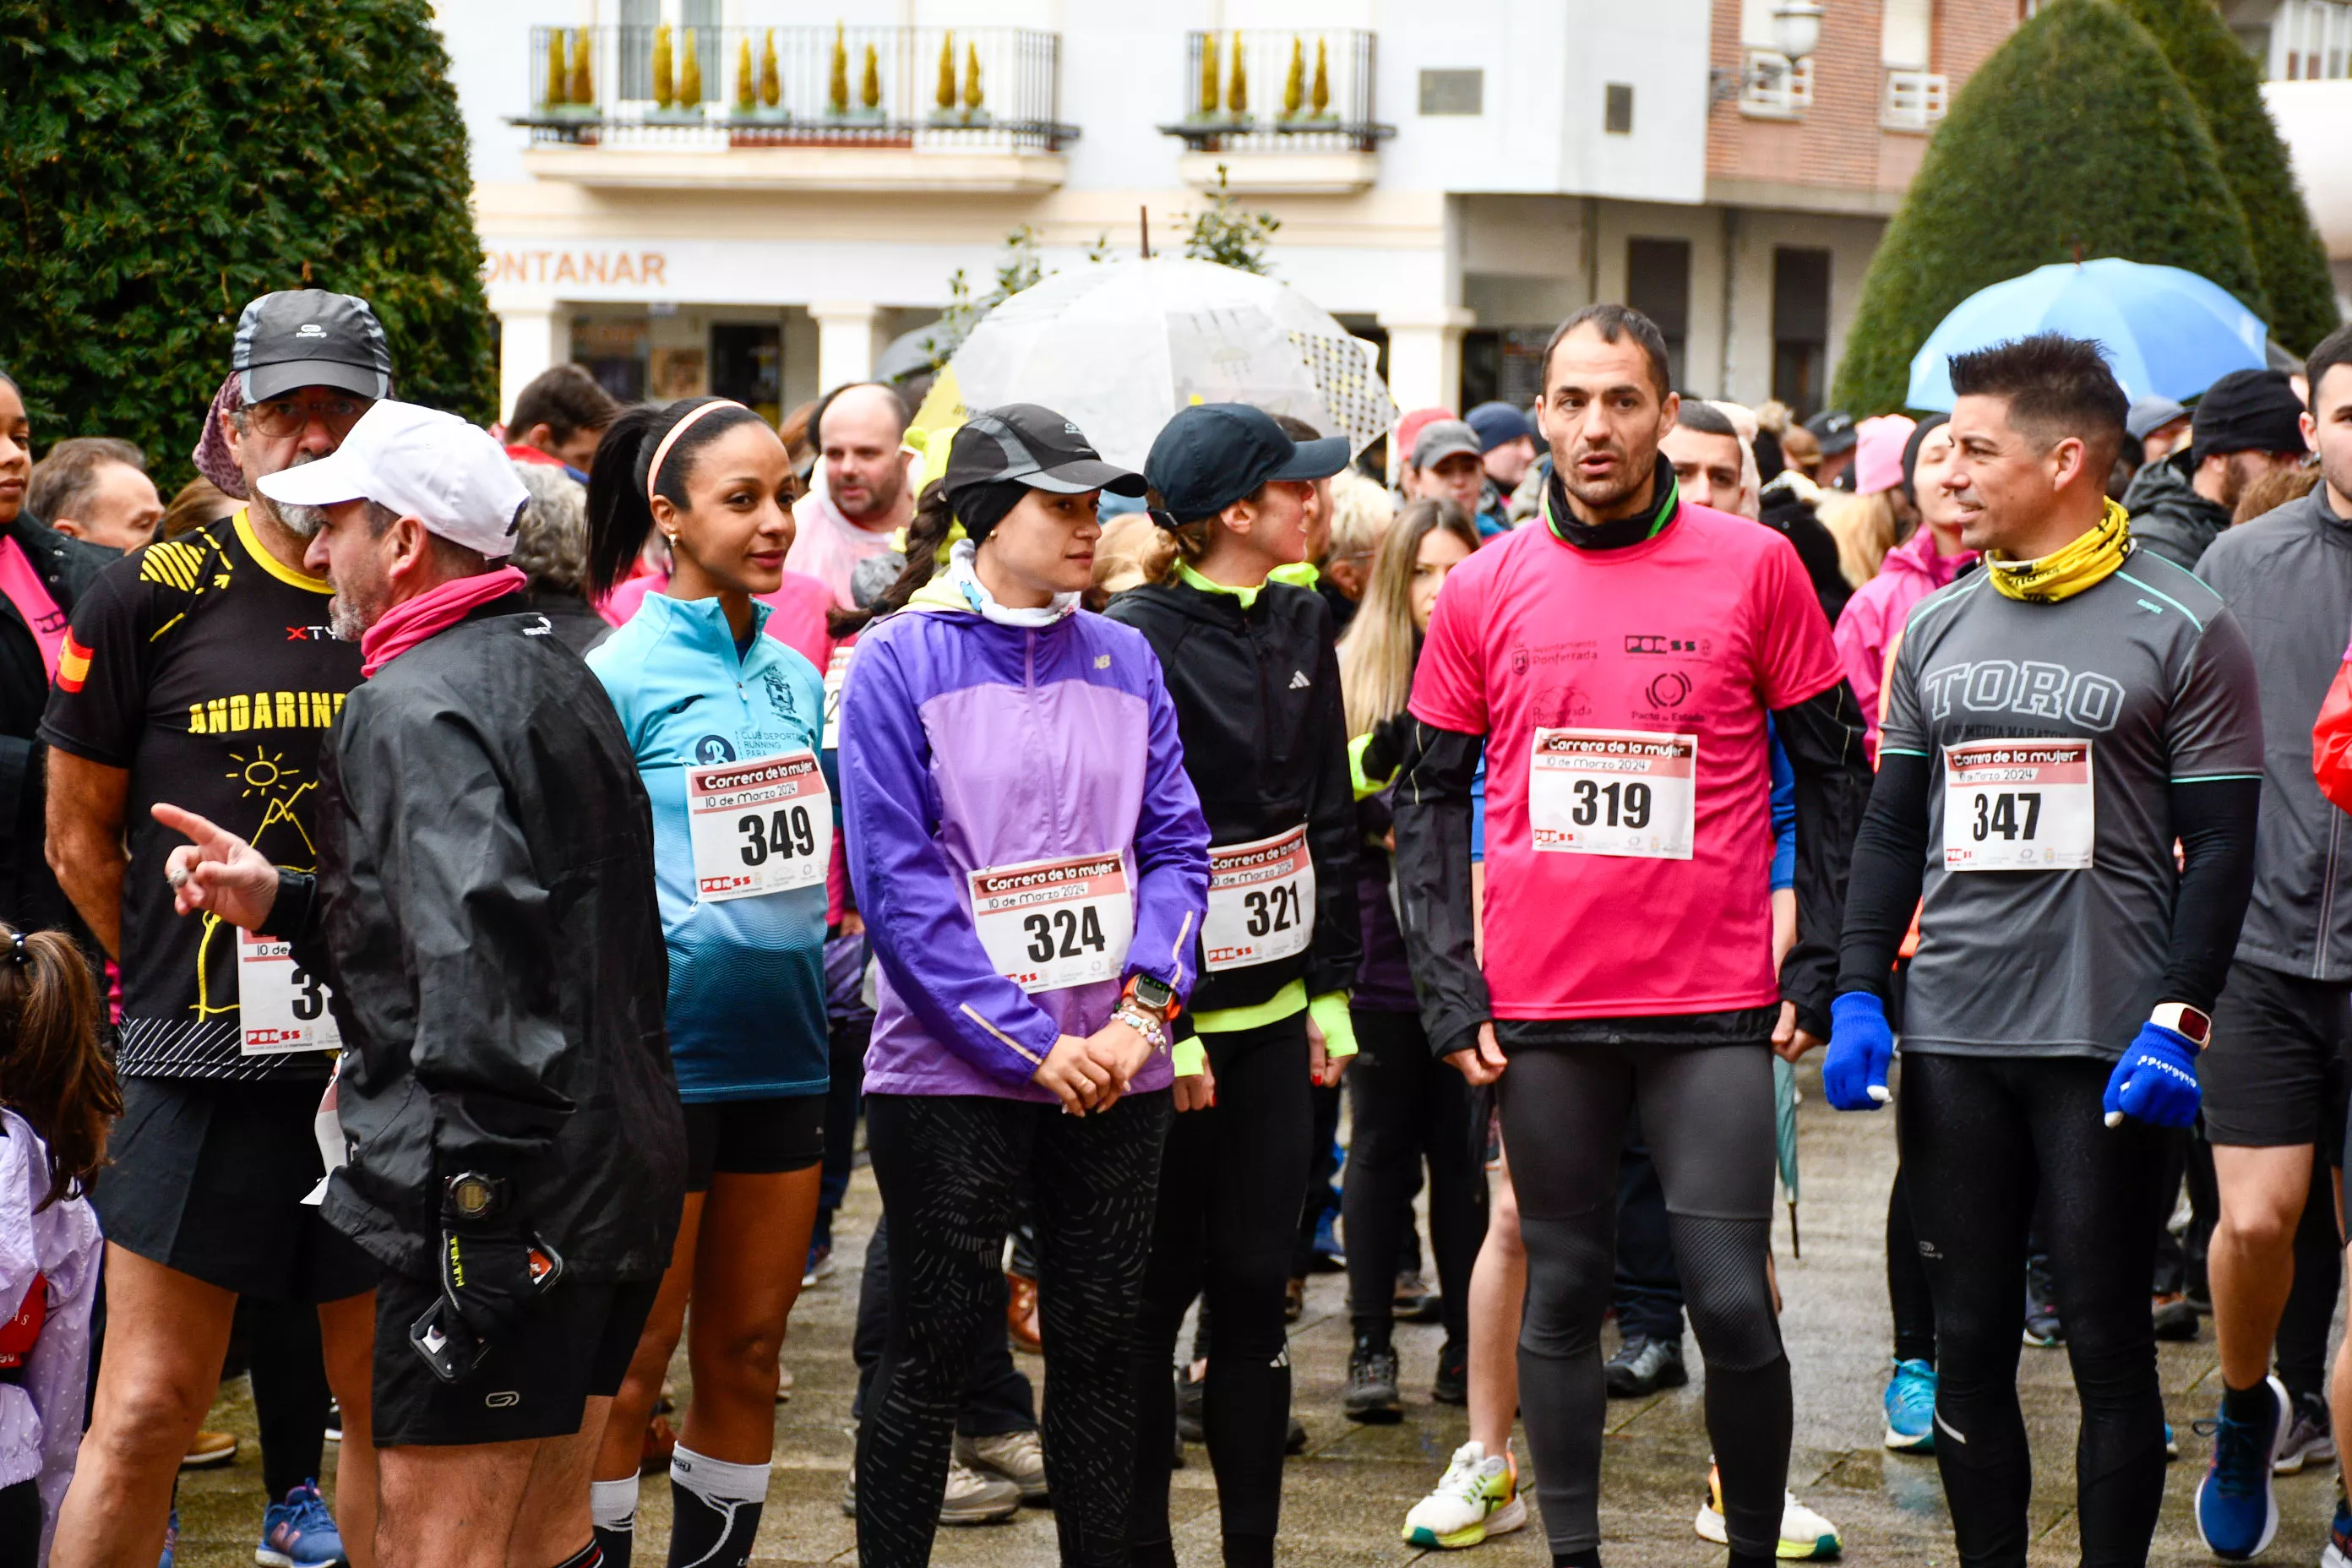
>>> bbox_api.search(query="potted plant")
[1225,32,1252,128]
[756,30,785,119]
[1299,37,1339,126]
[928,31,960,125]
[961,40,989,126]
[1185,31,1221,125]
[645,22,704,122]
[567,28,596,117]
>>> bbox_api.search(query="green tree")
[1182,165,1280,275]
[1833,0,2262,415]
[0,3,495,485]
[2112,0,2338,351]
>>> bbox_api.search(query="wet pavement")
[172,1054,2344,1565]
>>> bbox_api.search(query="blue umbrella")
[1905,258,2269,411]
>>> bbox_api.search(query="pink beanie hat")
[1854,414,1918,497]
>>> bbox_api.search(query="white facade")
[438,0,1882,422]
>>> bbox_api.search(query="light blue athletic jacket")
[588,592,831,1102]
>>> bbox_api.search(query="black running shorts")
[682,1093,825,1192]
[92,1076,379,1303]
[371,1268,660,1447]
[2201,960,2352,1155]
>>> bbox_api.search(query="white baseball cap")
[256,400,530,559]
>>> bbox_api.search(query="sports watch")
[1124,972,1179,1021]
[443,1171,508,1224]
[2149,1003,2213,1052]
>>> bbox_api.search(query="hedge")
[1833,0,2263,415]
[0,3,495,488]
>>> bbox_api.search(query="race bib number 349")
[1943,738,2095,870]
[969,852,1135,994]
[237,930,340,1055]
[687,751,832,901]
[1528,727,1697,859]
[1202,825,1317,973]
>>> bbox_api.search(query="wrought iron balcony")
[512,24,1076,153]
[1157,30,1393,155]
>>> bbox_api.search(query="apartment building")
[439,0,2023,425]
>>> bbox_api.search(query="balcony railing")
[1881,68,1949,130]
[513,25,1076,152]
[1158,30,1393,153]
[1739,49,1812,117]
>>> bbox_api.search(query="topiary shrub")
[2112,0,2339,353]
[1833,0,2263,415]
[0,3,496,486]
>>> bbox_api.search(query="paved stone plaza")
[171,1058,2344,1565]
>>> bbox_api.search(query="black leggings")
[1887,1162,1937,1365]
[1342,1008,1486,1348]
[1900,1053,2170,1568]
[858,1088,1171,1568]
[1497,1038,1788,1560]
[1130,1015,1313,1566]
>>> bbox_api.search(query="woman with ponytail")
[0,923,114,1564]
[580,398,832,1568]
[836,404,1207,1568]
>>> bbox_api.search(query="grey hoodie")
[2196,484,2352,979]
[2126,450,2233,570]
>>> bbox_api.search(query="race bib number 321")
[687,751,832,901]
[1943,738,2095,870]
[1528,727,1698,859]
[969,852,1135,994]
[1202,825,1317,973]
[237,930,340,1055]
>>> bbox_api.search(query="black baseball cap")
[943,404,1145,499]
[234,289,394,403]
[1145,404,1350,525]
[1805,409,1859,456]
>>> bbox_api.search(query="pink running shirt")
[1408,503,1841,1020]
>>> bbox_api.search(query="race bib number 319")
[237,930,340,1055]
[969,852,1135,994]
[1528,727,1698,859]
[687,751,832,901]
[1943,738,2095,870]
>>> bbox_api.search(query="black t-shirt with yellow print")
[41,507,362,1080]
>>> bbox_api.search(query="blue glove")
[1824,992,1895,1112]
[2102,1022,2201,1129]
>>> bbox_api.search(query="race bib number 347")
[687,751,833,901]
[1528,727,1698,859]
[1943,738,2095,870]
[969,852,1135,994]
[237,930,340,1055]
[1202,825,1317,973]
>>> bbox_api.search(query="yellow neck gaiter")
[1984,498,2133,603]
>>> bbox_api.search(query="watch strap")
[2149,1003,2212,1051]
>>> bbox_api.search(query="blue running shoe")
[159,1509,177,1568]
[1883,1358,1936,1453]
[2164,1419,2178,1461]
[258,1478,346,1568]
[2194,1376,2289,1560]
[2322,1489,2352,1568]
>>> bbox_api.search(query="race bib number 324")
[687,751,833,901]
[1528,727,1698,859]
[969,852,1135,994]
[1943,738,2095,870]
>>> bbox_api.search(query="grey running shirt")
[1880,549,2262,1059]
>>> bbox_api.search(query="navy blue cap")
[1144,404,1349,525]
[1465,401,1535,454]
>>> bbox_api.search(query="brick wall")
[1707,0,2018,195]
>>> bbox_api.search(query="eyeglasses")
[244,396,372,440]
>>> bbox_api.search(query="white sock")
[591,1474,640,1534]
[670,1446,771,1505]
[670,1446,772,1568]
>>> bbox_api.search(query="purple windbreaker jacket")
[840,598,1211,1101]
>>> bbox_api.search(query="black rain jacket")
[276,596,683,1282]
[1106,576,1361,1014]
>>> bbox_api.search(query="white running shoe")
[1693,1462,1843,1560]
[1401,1440,1528,1549]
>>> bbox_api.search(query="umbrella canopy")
[1905,258,2269,411]
[912,258,1396,472]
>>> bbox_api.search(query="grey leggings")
[1498,1037,1788,1560]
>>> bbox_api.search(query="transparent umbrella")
[912,257,1396,471]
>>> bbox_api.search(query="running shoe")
[801,1244,835,1287]
[1693,1463,1843,1560]
[1284,1277,1306,1322]
[1604,1333,1688,1397]
[1402,1441,1527,1549]
[776,1362,793,1403]
[1309,1206,1346,1272]
[2324,1489,2352,1568]
[160,1510,177,1568]
[1882,1358,1936,1453]
[2023,1255,2064,1347]
[1287,1413,1309,1454]
[2273,1391,2335,1475]
[1345,1336,1403,1424]
[939,1456,1022,1525]
[323,1401,341,1444]
[956,1429,1048,1503]
[182,1428,239,1469]
[2194,1375,2289,1560]
[1395,1271,1442,1324]
[1006,1271,1043,1354]
[1433,1338,1468,1407]
[2152,1291,2200,1342]
[257,1479,345,1568]
[2166,1419,2179,1461]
